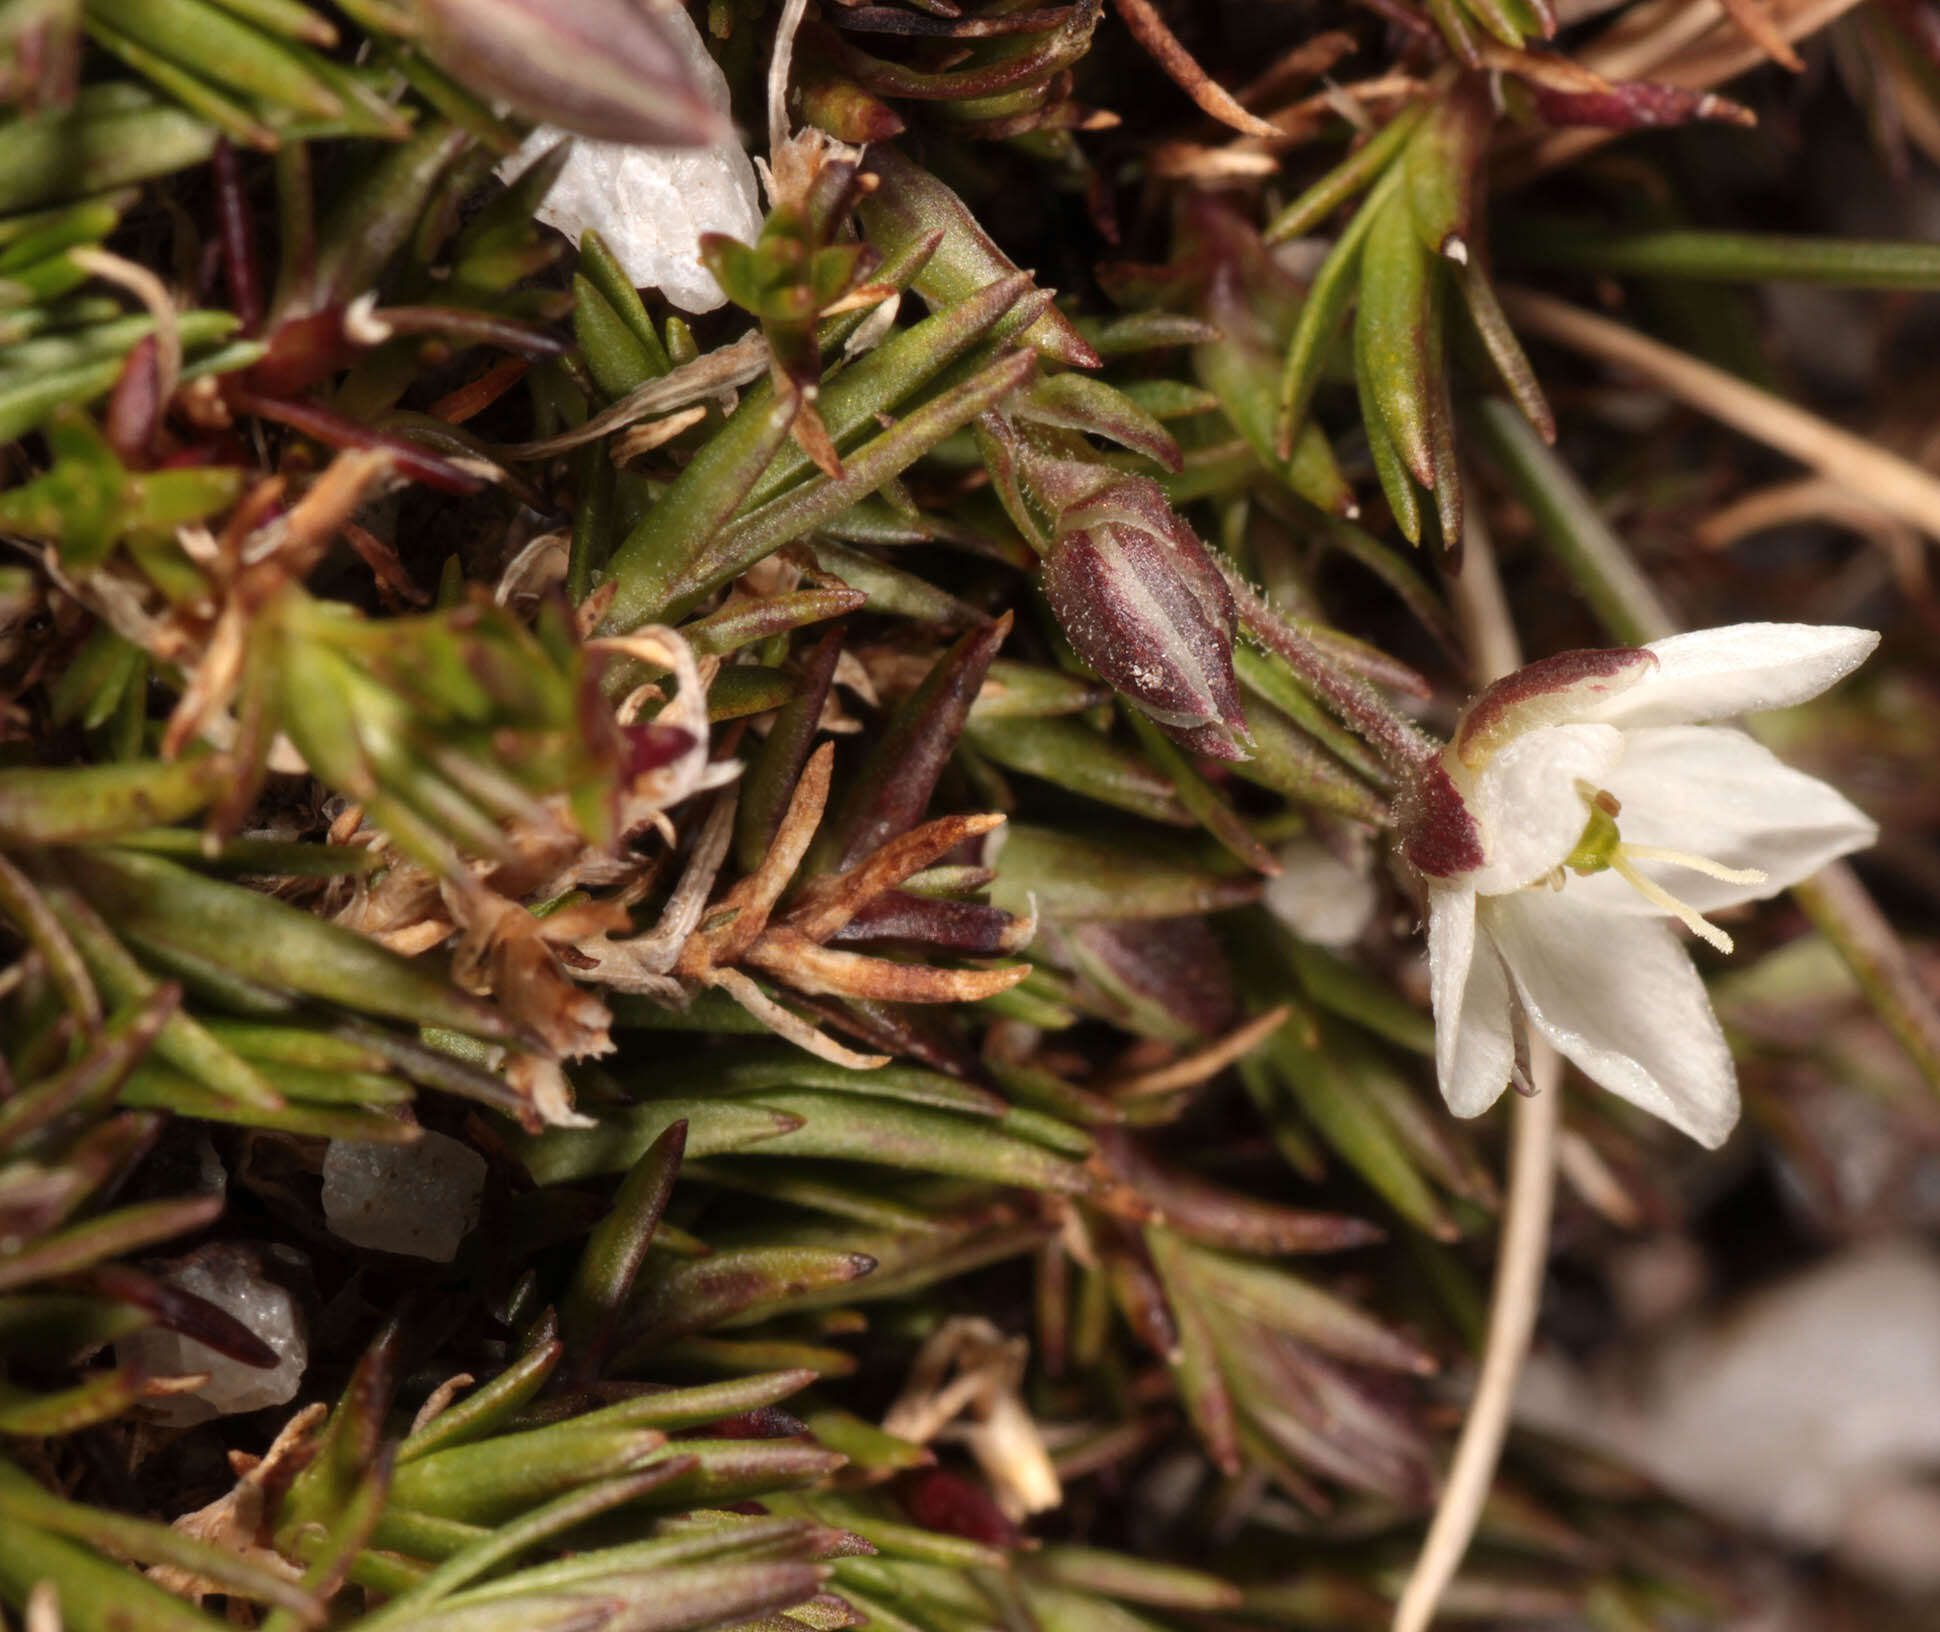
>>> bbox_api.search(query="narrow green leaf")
[857,147,1099,369]
[1354,296,1423,543]
[81,18,279,148]
[1422,248,1462,548]
[1403,76,1491,261]
[0,1516,229,1632]
[965,715,1191,825]
[398,1340,565,1465]
[1287,939,1434,1054]
[44,881,285,1110]
[580,229,673,373]
[720,1091,1092,1194]
[575,272,663,399]
[1273,180,1379,457]
[1121,707,1280,876]
[684,586,869,656]
[0,1196,223,1295]
[1356,188,1436,490]
[624,1439,847,1509]
[636,1047,1006,1118]
[1032,1547,1242,1611]
[628,1245,878,1341]
[598,390,801,634]
[355,1469,699,1627]
[1424,0,1483,64]
[122,1065,421,1139]
[0,1372,159,1437]
[63,847,520,1041]
[524,1372,818,1436]
[741,271,1035,513]
[0,1462,321,1622]
[0,89,220,216]
[1453,257,1554,442]
[1265,103,1426,245]
[672,349,1038,615]
[307,120,472,312]
[1500,222,1940,288]
[430,1561,830,1632]
[806,540,982,628]
[989,826,1261,920]
[1172,1238,1435,1373]
[388,1427,670,1524]
[0,852,99,1027]
[87,0,345,118]
[520,1099,805,1185]
[968,661,1108,722]
[558,1120,686,1374]
[435,1514,827,1608]
[1261,1024,1456,1240]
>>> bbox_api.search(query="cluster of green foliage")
[4,1,1940,1628]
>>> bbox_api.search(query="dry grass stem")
[1390,1047,1561,1632]
[1110,0,1281,138]
[1502,288,1940,545]
[1111,1006,1293,1098]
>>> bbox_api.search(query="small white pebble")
[1521,1241,1940,1583]
[119,1246,306,1425]
[322,1131,486,1263]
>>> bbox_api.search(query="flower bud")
[1042,478,1250,761]
[415,0,733,147]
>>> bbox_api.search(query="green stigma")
[1565,795,1622,875]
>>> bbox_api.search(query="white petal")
[1582,624,1877,729]
[1427,884,1474,1083]
[1566,725,1878,916]
[1465,723,1625,895]
[1428,886,1516,1118]
[1264,838,1378,947]
[1484,892,1740,1148]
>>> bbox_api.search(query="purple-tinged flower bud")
[1042,477,1250,761]
[414,0,733,147]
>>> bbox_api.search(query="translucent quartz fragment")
[321,1131,486,1263]
[495,1,760,312]
[119,1246,306,1426]
[1520,1241,1940,1586]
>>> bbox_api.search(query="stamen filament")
[1610,853,1735,953]
[1619,845,1767,887]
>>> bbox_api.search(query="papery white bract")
[1406,623,1879,1147]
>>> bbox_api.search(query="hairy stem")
[1214,554,1440,776]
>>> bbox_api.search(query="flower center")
[1560,784,1767,953]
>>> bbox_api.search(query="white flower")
[1403,623,1879,1147]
